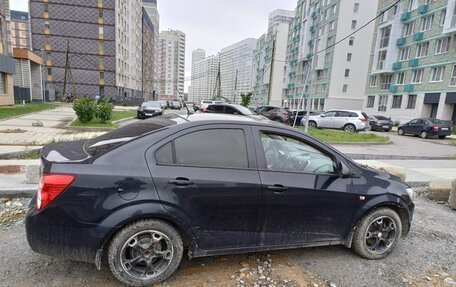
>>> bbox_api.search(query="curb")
[0,188,36,198]
[0,147,42,160]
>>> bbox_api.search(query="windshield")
[234,105,254,115]
[142,102,161,108]
[83,114,184,157]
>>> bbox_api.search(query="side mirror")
[320,114,326,118]
[339,161,352,178]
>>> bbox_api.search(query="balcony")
[310,24,318,32]
[389,85,398,93]
[413,32,424,42]
[418,4,428,14]
[396,37,406,46]
[409,58,419,67]
[311,11,317,18]
[306,53,313,59]
[404,84,414,93]
[308,39,314,46]
[401,12,411,22]
[289,71,296,77]
[43,12,49,19]
[392,62,402,70]
[45,44,51,51]
[288,83,295,88]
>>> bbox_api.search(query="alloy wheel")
[364,216,397,255]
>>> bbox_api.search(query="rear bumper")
[25,206,111,264]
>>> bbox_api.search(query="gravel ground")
[0,195,455,287]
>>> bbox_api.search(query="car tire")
[384,129,391,132]
[343,124,356,133]
[308,121,317,129]
[439,135,446,139]
[398,128,404,136]
[420,131,427,139]
[352,207,402,260]
[108,219,183,286]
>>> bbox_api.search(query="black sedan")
[288,110,321,126]
[398,118,452,139]
[137,101,163,119]
[26,113,414,286]
[369,115,393,132]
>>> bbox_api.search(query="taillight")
[433,125,439,131]
[359,117,367,122]
[37,174,76,210]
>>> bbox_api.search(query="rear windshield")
[234,105,254,115]
[374,115,389,120]
[142,102,161,108]
[428,119,444,124]
[361,112,369,119]
[83,114,184,156]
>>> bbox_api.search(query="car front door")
[333,111,351,129]
[252,126,356,245]
[146,125,262,250]
[318,111,337,128]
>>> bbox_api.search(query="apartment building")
[188,49,220,103]
[364,0,456,124]
[283,0,377,111]
[29,0,145,103]
[220,38,257,103]
[142,0,159,97]
[10,10,31,49]
[158,29,185,100]
[0,0,15,106]
[142,7,157,101]
[252,9,294,106]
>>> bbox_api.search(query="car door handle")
[267,185,288,194]
[168,178,193,186]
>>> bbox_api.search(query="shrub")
[73,97,97,124]
[96,99,114,123]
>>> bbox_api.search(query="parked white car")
[302,110,369,132]
[200,100,226,111]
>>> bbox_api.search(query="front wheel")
[108,219,183,286]
[352,208,402,259]
[398,128,404,136]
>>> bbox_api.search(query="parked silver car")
[302,110,369,132]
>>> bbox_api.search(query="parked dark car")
[288,110,322,126]
[26,113,414,286]
[369,115,393,132]
[137,101,163,119]
[398,118,452,139]
[255,106,289,124]
[169,101,181,110]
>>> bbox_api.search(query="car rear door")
[145,125,263,250]
[251,126,356,245]
[333,111,351,129]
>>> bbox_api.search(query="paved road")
[333,132,456,159]
[0,196,454,287]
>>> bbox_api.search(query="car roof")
[326,109,362,113]
[170,112,276,125]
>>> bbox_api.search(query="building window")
[0,73,6,95]
[435,37,450,54]
[451,65,456,86]
[46,52,51,61]
[44,4,49,12]
[99,26,104,35]
[380,74,393,90]
[44,21,50,29]
[392,95,402,108]
[396,72,406,85]
[393,4,400,15]
[440,10,446,26]
[407,95,417,109]
[429,66,445,82]
[367,96,375,107]
[329,20,335,31]
[344,69,350,77]
[420,14,434,31]
[342,84,348,93]
[47,68,52,76]
[407,0,416,11]
[332,4,337,14]
[399,47,410,61]
[369,75,377,87]
[379,25,391,48]
[349,37,354,46]
[354,3,359,13]
[380,11,388,23]
[411,69,424,83]
[415,42,429,58]
[346,53,352,61]
[100,72,104,80]
[452,5,456,28]
[377,50,387,70]
[351,20,357,29]
[325,52,332,63]
[403,21,415,36]
[99,10,103,19]
[378,95,388,112]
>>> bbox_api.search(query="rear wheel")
[308,121,317,129]
[343,124,356,133]
[439,135,446,139]
[398,128,404,136]
[352,208,402,260]
[420,131,427,139]
[108,219,183,286]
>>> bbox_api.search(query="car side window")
[213,105,224,112]
[337,111,351,117]
[225,107,238,114]
[260,133,337,174]
[156,129,249,168]
[409,119,419,125]
[325,111,337,117]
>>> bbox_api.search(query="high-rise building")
[283,0,378,111]
[29,0,146,103]
[253,9,294,106]
[0,0,15,106]
[142,0,159,97]
[188,50,219,103]
[10,10,31,49]
[142,7,157,101]
[158,29,186,100]
[364,0,456,123]
[220,38,256,103]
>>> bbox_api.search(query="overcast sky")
[11,0,297,91]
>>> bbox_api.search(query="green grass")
[17,150,41,160]
[0,103,58,120]
[70,110,136,128]
[298,127,390,143]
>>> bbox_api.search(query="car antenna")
[175,83,192,118]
